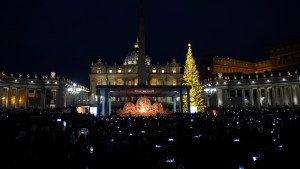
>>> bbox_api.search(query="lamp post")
[67,83,82,107]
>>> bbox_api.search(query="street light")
[67,83,82,107]
[204,88,216,94]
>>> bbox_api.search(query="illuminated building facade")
[270,38,300,71]
[200,56,271,81]
[202,37,300,108]
[0,71,89,110]
[89,41,183,114]
[89,11,187,115]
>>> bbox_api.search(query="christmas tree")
[182,44,205,112]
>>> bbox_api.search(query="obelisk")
[137,9,147,86]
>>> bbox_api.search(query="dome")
[123,39,151,65]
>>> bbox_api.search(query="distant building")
[202,37,300,108]
[0,71,89,110]
[200,56,271,81]
[270,37,300,70]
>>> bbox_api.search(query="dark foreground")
[1,108,300,169]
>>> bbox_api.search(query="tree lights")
[182,44,206,112]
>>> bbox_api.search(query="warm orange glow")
[20,88,25,107]
[77,107,86,113]
[76,106,92,114]
[117,96,171,116]
[11,97,15,105]
[141,107,146,113]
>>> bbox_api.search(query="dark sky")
[1,0,300,87]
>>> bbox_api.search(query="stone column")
[267,88,271,106]
[74,94,77,107]
[297,85,300,107]
[7,87,12,109]
[283,86,288,106]
[16,88,20,109]
[173,96,176,113]
[288,86,292,107]
[217,88,223,107]
[101,96,105,116]
[24,88,28,109]
[280,87,284,107]
[108,95,111,116]
[275,87,280,106]
[52,89,58,108]
[293,85,298,106]
[272,87,276,107]
[249,88,254,107]
[65,91,69,107]
[264,87,269,107]
[206,93,210,108]
[256,88,261,108]
[241,88,245,107]
[0,87,3,108]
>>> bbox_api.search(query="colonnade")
[207,84,300,108]
[0,86,61,109]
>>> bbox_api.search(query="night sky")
[1,0,300,87]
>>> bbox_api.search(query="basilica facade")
[89,40,184,114]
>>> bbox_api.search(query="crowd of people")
[0,107,299,169]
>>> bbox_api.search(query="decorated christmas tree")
[182,44,205,112]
